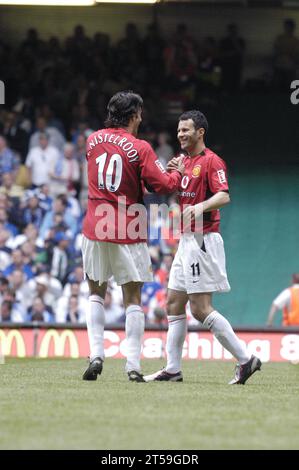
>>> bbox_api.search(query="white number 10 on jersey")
[96,152,123,192]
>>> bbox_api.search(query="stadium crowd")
[0,19,298,325]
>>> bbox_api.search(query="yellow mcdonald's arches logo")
[39,329,79,358]
[0,330,26,357]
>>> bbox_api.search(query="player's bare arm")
[202,190,230,212]
[182,191,230,220]
[266,303,278,326]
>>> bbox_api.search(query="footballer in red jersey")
[144,110,262,385]
[83,126,182,243]
[178,147,229,234]
[81,91,185,384]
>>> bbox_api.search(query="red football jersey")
[82,128,182,243]
[178,148,229,233]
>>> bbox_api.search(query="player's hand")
[176,158,185,176]
[167,156,185,175]
[182,203,204,231]
[167,157,180,171]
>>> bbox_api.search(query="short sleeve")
[273,289,291,310]
[208,155,229,194]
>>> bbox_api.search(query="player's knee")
[89,285,101,296]
[122,282,142,308]
[166,298,181,316]
[190,300,211,322]
[87,279,106,298]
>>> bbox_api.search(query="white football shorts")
[81,235,153,286]
[168,232,231,294]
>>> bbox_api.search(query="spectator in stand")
[70,121,94,146]
[20,240,37,267]
[27,273,62,313]
[0,135,20,184]
[2,111,29,163]
[116,23,143,82]
[36,184,53,215]
[29,116,65,152]
[198,37,221,90]
[8,269,28,308]
[92,31,111,71]
[11,223,42,250]
[65,25,91,72]
[64,192,81,220]
[56,281,88,322]
[75,133,86,162]
[267,273,299,326]
[0,289,26,322]
[49,142,80,198]
[273,19,299,91]
[37,104,65,136]
[50,213,70,237]
[0,172,24,199]
[164,23,197,92]
[20,28,44,55]
[22,193,44,228]
[65,295,86,323]
[0,193,8,210]
[50,232,70,284]
[25,132,60,188]
[104,289,125,324]
[26,297,54,323]
[0,276,9,304]
[64,265,89,298]
[0,229,11,271]
[0,191,22,235]
[155,132,174,169]
[220,23,246,92]
[142,22,165,85]
[0,208,18,237]
[3,248,34,280]
[76,133,88,208]
[0,300,14,322]
[39,194,77,240]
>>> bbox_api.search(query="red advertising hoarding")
[1,328,299,362]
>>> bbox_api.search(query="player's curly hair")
[179,110,208,135]
[105,91,143,128]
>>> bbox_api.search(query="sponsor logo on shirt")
[192,165,201,178]
[178,190,196,198]
[181,176,189,189]
[217,169,226,184]
[155,160,166,173]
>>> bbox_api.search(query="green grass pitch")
[0,358,298,450]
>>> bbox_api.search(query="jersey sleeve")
[86,135,93,160]
[208,154,229,194]
[138,140,182,194]
[273,288,291,309]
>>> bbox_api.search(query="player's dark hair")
[179,110,208,135]
[105,91,143,128]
